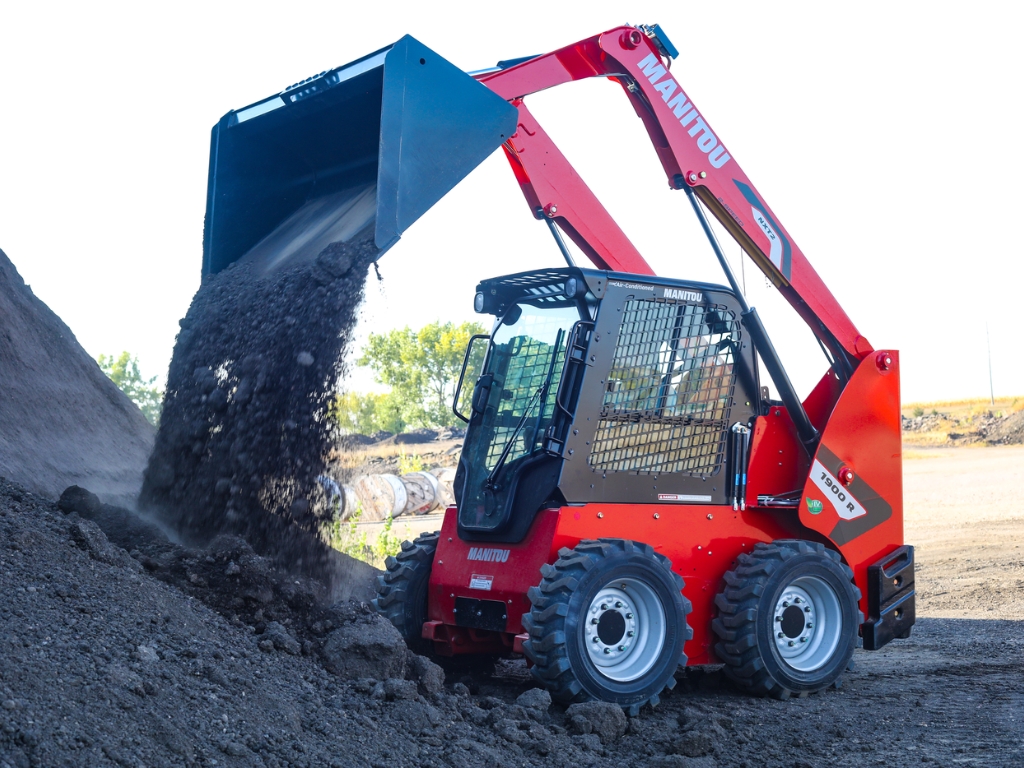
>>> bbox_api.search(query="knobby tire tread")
[521,538,692,715]
[372,531,439,653]
[711,539,863,700]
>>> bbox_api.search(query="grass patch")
[902,396,1023,420]
[326,507,406,567]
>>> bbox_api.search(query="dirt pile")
[0,248,154,506]
[139,237,377,586]
[985,409,1024,445]
[902,408,1024,446]
[58,484,377,639]
[4,475,1024,766]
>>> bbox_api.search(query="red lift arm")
[474,26,873,368]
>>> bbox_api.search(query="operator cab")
[453,267,761,543]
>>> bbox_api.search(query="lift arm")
[475,26,872,370]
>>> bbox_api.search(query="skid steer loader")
[202,24,915,712]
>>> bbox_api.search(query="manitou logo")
[637,53,731,169]
[664,288,701,302]
[467,547,510,563]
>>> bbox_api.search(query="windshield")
[458,303,580,530]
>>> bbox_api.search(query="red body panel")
[425,358,902,663]
[431,502,838,665]
[797,352,904,618]
[744,406,807,506]
[427,509,559,656]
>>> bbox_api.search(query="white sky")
[1,1,1021,403]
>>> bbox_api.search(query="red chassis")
[417,26,908,663]
[424,351,903,664]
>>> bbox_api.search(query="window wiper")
[485,386,542,490]
[485,328,565,490]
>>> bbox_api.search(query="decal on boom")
[637,53,732,169]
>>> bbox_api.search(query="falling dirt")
[138,236,378,587]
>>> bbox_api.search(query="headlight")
[474,292,485,313]
[564,277,579,298]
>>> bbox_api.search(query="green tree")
[98,351,163,426]
[359,320,486,427]
[335,320,487,434]
[333,391,407,435]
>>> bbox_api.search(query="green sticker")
[806,498,823,514]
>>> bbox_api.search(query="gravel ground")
[4,447,1024,767]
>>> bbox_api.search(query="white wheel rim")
[772,574,843,672]
[583,578,666,682]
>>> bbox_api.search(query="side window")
[589,298,740,476]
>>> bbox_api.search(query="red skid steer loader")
[201,24,915,712]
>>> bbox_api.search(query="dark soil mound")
[59,484,378,646]
[139,238,377,585]
[0,247,154,506]
[986,409,1024,445]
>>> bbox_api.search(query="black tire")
[522,539,692,715]
[712,539,863,700]
[372,531,439,654]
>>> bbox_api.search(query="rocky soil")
[903,408,1024,446]
[4,461,1023,768]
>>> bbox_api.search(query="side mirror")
[501,304,522,326]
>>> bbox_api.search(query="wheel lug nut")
[778,632,785,639]
[794,597,801,604]
[804,606,811,613]
[626,613,633,620]
[627,631,635,637]
[592,618,599,624]
[615,601,623,608]
[788,640,795,647]
[618,645,625,651]
[603,648,611,654]
[776,616,783,622]
[592,636,600,643]
[807,623,813,629]
[782,601,789,607]
[601,604,607,610]
[801,637,808,643]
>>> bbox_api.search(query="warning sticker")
[469,574,493,591]
[658,493,713,503]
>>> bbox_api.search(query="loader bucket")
[202,36,519,276]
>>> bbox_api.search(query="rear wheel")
[712,539,862,699]
[372,531,439,654]
[522,539,692,715]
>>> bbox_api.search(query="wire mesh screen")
[589,298,740,476]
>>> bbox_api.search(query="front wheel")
[712,540,862,699]
[372,531,439,654]
[522,539,692,716]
